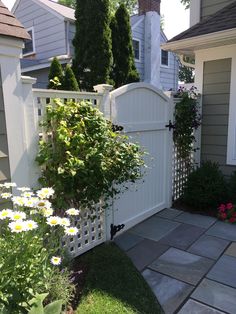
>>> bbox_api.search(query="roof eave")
[162,27,236,55]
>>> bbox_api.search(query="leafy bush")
[0,183,75,313]
[183,161,228,211]
[36,99,145,210]
[228,171,236,203]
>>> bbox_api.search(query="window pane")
[23,30,34,55]
[161,50,168,66]
[132,40,140,60]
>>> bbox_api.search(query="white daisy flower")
[1,193,12,199]
[30,209,38,215]
[3,182,17,189]
[37,188,55,199]
[46,216,62,226]
[24,198,36,208]
[24,220,38,231]
[12,196,26,207]
[66,208,80,216]
[10,211,26,221]
[22,191,34,198]
[50,256,62,266]
[8,221,26,233]
[36,200,52,210]
[60,218,70,227]
[0,209,12,220]
[41,207,54,217]
[64,226,79,236]
[17,187,31,192]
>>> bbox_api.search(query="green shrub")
[36,99,145,210]
[228,171,236,203]
[183,161,228,210]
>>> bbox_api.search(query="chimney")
[138,0,161,15]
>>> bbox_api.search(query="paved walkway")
[115,208,236,314]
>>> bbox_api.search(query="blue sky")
[3,0,189,39]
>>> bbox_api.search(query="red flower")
[221,213,227,220]
[218,204,226,212]
[226,203,234,210]
[229,217,236,223]
[233,213,236,218]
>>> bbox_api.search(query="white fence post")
[21,76,41,188]
[93,84,113,118]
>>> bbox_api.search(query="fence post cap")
[93,84,113,93]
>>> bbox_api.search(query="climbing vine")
[173,87,201,161]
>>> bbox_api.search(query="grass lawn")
[75,243,163,314]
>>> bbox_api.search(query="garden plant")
[0,183,78,313]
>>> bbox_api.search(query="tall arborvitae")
[110,4,139,88]
[62,65,79,91]
[72,0,112,91]
[47,57,64,89]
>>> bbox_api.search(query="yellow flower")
[50,256,61,266]
[8,221,26,233]
[10,211,26,221]
[25,220,38,230]
[22,191,34,198]
[1,193,12,199]
[64,226,79,236]
[37,188,55,199]
[46,216,61,226]
[0,209,12,220]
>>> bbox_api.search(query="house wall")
[132,17,145,81]
[160,33,178,91]
[27,68,50,89]
[69,22,76,57]
[14,0,67,60]
[201,0,235,20]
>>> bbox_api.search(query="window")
[161,49,169,67]
[23,27,35,56]
[132,39,140,61]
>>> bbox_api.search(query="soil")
[173,199,218,218]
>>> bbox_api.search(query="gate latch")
[165,120,175,131]
[110,223,125,240]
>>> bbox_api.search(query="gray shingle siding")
[201,58,236,176]
[14,0,67,61]
[132,17,145,81]
[201,0,235,20]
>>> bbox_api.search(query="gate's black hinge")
[165,120,175,131]
[110,223,125,240]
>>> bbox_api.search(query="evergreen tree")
[110,4,139,88]
[47,57,64,89]
[72,0,112,91]
[62,65,79,91]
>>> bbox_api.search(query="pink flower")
[218,204,226,212]
[229,217,236,223]
[220,213,227,220]
[226,203,233,210]
[233,213,236,218]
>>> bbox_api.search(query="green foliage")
[183,161,228,210]
[0,185,74,313]
[48,58,63,90]
[62,65,79,91]
[228,171,236,203]
[181,0,190,9]
[28,293,62,314]
[179,65,194,83]
[36,99,145,210]
[109,0,138,15]
[72,0,112,91]
[110,4,139,88]
[58,0,75,8]
[173,87,201,160]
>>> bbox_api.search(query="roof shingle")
[0,1,30,40]
[37,0,75,21]
[169,1,236,43]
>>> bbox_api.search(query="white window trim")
[160,49,169,68]
[132,38,141,63]
[195,44,236,165]
[23,27,36,57]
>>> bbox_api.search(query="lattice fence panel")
[62,206,106,257]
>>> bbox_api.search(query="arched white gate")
[105,83,173,239]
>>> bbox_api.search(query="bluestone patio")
[115,208,236,314]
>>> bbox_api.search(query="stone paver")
[149,247,213,285]
[188,235,229,260]
[114,232,143,251]
[192,278,236,314]
[159,223,205,250]
[225,242,236,257]
[116,209,236,313]
[178,299,225,314]
[129,216,179,241]
[126,239,169,271]
[207,255,236,288]
[206,221,236,241]
[174,212,216,229]
[156,208,182,220]
[142,269,194,314]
